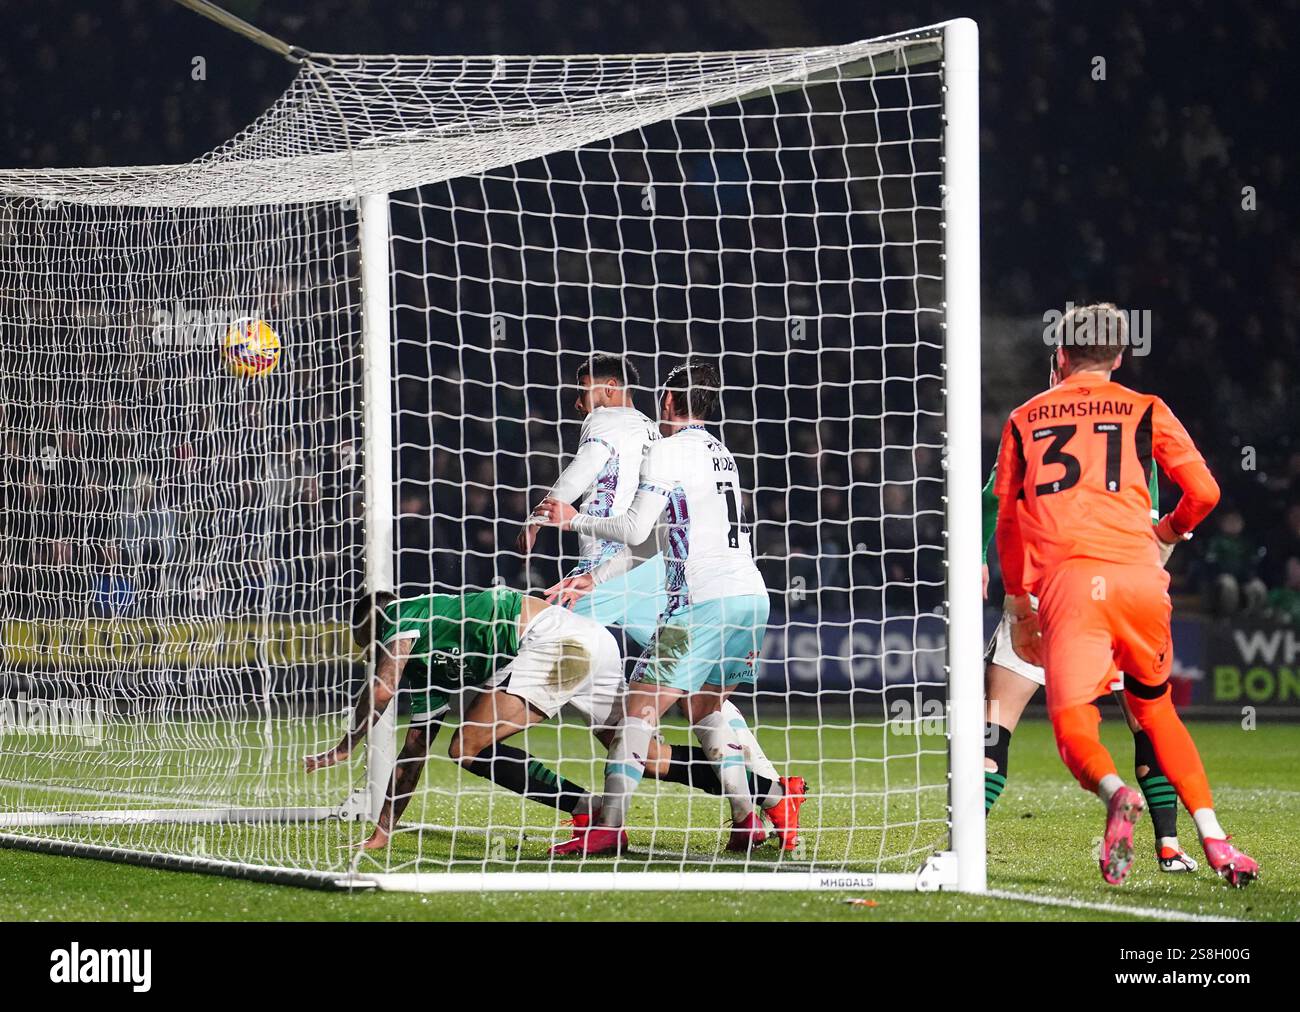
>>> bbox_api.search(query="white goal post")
[0,19,983,893]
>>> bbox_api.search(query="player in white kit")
[518,354,666,645]
[520,354,802,844]
[533,358,803,856]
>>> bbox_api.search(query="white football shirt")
[571,424,766,609]
[548,405,658,572]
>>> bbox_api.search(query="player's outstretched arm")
[536,485,662,593]
[305,637,412,772]
[517,430,612,553]
[539,485,663,544]
[364,718,441,850]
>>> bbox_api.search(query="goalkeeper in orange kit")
[993,303,1258,887]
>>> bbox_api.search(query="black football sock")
[985,723,1012,813]
[1132,729,1179,843]
[464,742,589,814]
[660,744,783,806]
[658,744,720,792]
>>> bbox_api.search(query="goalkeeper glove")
[1004,594,1043,666]
[1155,514,1192,569]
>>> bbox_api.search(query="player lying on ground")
[535,358,801,856]
[994,302,1257,886]
[981,352,1196,873]
[306,586,789,848]
[519,352,802,841]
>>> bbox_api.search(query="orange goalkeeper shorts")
[1037,559,1173,716]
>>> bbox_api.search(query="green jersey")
[378,587,525,716]
[980,461,1161,563]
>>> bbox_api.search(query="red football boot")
[550,825,627,857]
[1202,837,1259,888]
[726,811,770,852]
[1099,786,1144,885]
[564,812,592,840]
[764,775,807,852]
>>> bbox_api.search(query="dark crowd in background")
[1,0,1297,626]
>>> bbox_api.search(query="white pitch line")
[986,888,1244,923]
[997,783,1300,802]
[0,779,229,809]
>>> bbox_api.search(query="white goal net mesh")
[0,29,957,886]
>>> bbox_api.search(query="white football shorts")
[487,604,624,731]
[985,597,1123,693]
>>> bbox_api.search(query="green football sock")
[464,743,590,814]
[1133,730,1179,841]
[985,723,1012,813]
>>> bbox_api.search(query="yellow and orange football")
[222,318,281,378]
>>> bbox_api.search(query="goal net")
[0,20,984,892]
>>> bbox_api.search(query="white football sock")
[599,717,653,829]
[572,794,602,820]
[1193,808,1226,842]
[1098,773,1126,804]
[719,699,780,783]
[696,711,754,822]
[759,780,785,811]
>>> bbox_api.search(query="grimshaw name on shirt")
[1026,399,1137,424]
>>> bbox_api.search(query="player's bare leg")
[1115,689,1196,872]
[365,720,439,850]
[450,687,543,758]
[983,661,1039,813]
[451,688,595,817]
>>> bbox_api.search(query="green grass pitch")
[1,717,1296,921]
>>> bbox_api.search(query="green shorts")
[406,686,450,725]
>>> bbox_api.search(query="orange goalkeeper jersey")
[993,371,1218,594]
